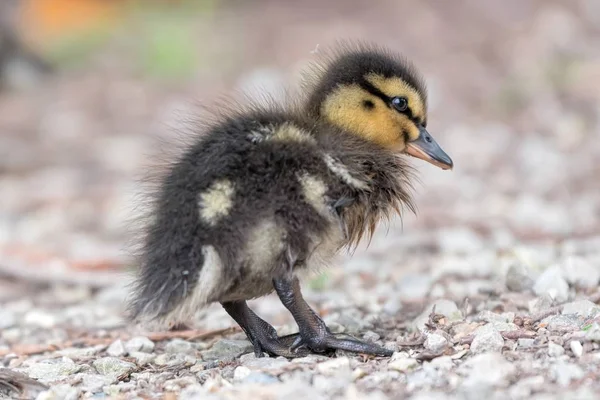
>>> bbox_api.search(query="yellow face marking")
[321,84,419,150]
[198,180,235,225]
[366,74,426,129]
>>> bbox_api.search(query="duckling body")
[128,43,453,358]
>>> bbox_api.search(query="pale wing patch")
[156,245,223,326]
[323,154,369,190]
[365,74,425,122]
[245,219,286,271]
[198,180,235,225]
[268,122,315,144]
[298,173,328,215]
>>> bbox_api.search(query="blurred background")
[0,0,599,324]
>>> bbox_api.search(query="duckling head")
[307,43,453,170]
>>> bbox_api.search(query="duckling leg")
[221,301,309,358]
[273,276,393,357]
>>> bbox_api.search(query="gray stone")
[153,353,194,368]
[413,299,462,331]
[24,358,82,383]
[551,362,585,387]
[291,354,331,364]
[129,351,155,366]
[470,324,504,354]
[543,315,580,333]
[124,336,155,353]
[562,300,600,318]
[476,311,518,332]
[92,357,136,380]
[56,346,104,359]
[388,357,419,372]
[548,341,565,357]
[459,353,516,387]
[200,339,252,361]
[317,357,351,374]
[239,354,290,371]
[35,384,79,400]
[424,333,449,353]
[362,330,381,342]
[77,373,113,393]
[106,339,126,357]
[505,263,534,292]
[165,338,194,354]
[533,266,569,302]
[528,294,554,314]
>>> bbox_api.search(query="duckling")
[127,42,453,358]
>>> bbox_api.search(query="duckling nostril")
[425,135,432,143]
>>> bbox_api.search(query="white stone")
[424,333,449,353]
[548,341,565,357]
[533,266,569,302]
[388,358,419,372]
[317,357,350,374]
[570,340,583,358]
[106,340,126,357]
[233,366,252,381]
[560,256,600,288]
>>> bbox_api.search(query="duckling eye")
[391,97,408,112]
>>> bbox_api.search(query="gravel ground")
[1,1,600,399]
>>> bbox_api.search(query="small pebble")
[424,333,449,353]
[125,336,155,353]
[471,324,504,354]
[517,338,535,348]
[106,340,126,357]
[548,341,565,357]
[317,357,350,374]
[570,340,583,358]
[388,357,418,372]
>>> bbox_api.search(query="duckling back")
[128,110,350,326]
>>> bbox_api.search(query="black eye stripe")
[360,80,422,123]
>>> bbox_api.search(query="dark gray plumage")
[127,42,452,358]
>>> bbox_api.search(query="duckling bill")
[128,42,453,358]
